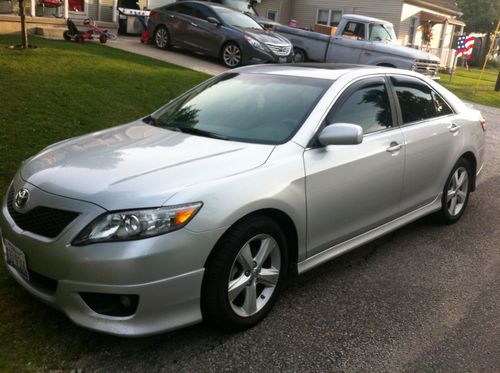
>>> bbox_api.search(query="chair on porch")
[38,0,64,18]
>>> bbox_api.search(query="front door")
[304,77,405,257]
[68,0,84,12]
[326,21,366,63]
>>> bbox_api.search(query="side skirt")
[297,194,442,274]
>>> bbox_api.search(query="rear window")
[152,73,332,144]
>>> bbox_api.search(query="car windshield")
[151,73,331,144]
[222,0,256,16]
[369,23,397,43]
[216,7,262,29]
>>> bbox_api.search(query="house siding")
[255,0,293,24]
[292,0,404,36]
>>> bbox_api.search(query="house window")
[409,17,418,46]
[267,9,278,21]
[316,9,342,27]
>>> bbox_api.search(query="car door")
[185,3,225,55]
[166,2,196,48]
[389,75,462,214]
[326,21,365,63]
[303,77,405,257]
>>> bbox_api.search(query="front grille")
[7,187,79,239]
[413,59,440,76]
[266,43,292,56]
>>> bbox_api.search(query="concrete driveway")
[108,36,227,76]
[75,102,500,372]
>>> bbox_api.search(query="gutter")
[405,0,463,17]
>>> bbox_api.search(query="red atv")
[63,18,117,44]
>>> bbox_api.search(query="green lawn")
[0,35,208,372]
[438,67,500,108]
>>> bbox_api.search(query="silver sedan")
[1,65,486,336]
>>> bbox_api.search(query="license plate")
[278,57,287,63]
[4,239,29,281]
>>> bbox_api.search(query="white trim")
[267,9,278,22]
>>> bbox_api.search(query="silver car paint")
[1,66,485,336]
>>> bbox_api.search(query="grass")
[0,35,208,372]
[438,67,500,108]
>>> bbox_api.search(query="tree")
[456,0,499,33]
[18,0,29,48]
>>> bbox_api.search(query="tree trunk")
[495,71,500,92]
[19,0,28,49]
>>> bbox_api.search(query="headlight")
[72,202,202,245]
[244,35,265,51]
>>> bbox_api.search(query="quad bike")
[63,18,117,44]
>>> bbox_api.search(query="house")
[254,0,465,68]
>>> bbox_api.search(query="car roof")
[342,14,393,25]
[177,0,237,12]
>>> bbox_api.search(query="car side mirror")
[207,17,221,27]
[318,123,363,146]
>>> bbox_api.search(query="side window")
[326,82,392,134]
[391,77,436,124]
[193,4,217,20]
[174,3,194,16]
[431,90,454,116]
[342,22,365,40]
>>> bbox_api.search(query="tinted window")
[216,7,262,29]
[326,83,392,134]
[171,3,194,16]
[193,4,217,20]
[431,91,454,116]
[154,73,331,144]
[391,77,436,123]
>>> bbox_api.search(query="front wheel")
[201,216,288,330]
[292,48,306,63]
[221,42,242,68]
[63,30,72,41]
[435,158,472,224]
[99,34,107,44]
[154,26,170,50]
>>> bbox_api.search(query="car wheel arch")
[203,208,299,276]
[377,63,396,68]
[460,151,477,191]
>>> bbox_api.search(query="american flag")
[455,35,475,59]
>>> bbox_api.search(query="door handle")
[168,14,175,18]
[190,22,198,27]
[449,123,461,133]
[386,142,402,153]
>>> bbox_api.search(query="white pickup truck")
[275,14,441,78]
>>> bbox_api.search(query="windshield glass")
[369,23,397,43]
[222,0,256,16]
[217,7,262,29]
[152,73,331,144]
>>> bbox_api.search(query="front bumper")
[1,176,226,336]
[242,44,293,65]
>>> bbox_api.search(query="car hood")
[368,42,440,62]
[20,121,275,210]
[241,28,291,45]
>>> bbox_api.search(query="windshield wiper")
[166,126,229,141]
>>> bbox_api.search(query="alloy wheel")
[223,44,241,67]
[447,166,469,216]
[228,234,281,317]
[155,28,169,49]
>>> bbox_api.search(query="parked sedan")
[1,65,486,336]
[147,1,293,67]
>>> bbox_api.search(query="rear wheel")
[99,34,107,44]
[201,215,288,330]
[63,30,71,41]
[221,42,242,68]
[154,26,170,50]
[435,158,472,224]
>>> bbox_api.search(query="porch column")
[31,0,36,17]
[112,0,118,23]
[64,0,68,19]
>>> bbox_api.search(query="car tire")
[221,42,242,68]
[201,215,289,331]
[154,26,170,50]
[435,157,472,225]
[292,48,306,63]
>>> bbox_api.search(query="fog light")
[80,292,139,317]
[120,295,132,309]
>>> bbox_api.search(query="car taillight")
[149,10,156,18]
[480,119,486,132]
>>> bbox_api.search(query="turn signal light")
[149,10,156,18]
[175,208,197,225]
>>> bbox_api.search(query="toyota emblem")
[14,188,30,209]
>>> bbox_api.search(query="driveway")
[108,36,227,76]
[75,103,500,372]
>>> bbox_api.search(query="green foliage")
[456,0,499,33]
[0,34,208,372]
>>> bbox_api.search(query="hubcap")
[223,45,241,67]
[228,234,281,317]
[156,28,168,48]
[447,166,468,216]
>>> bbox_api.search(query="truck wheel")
[293,48,306,63]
